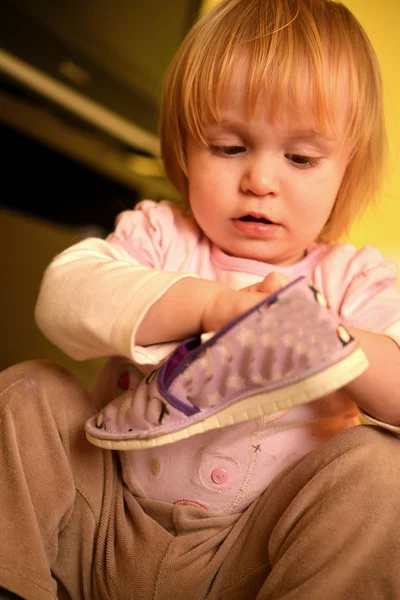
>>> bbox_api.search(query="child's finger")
[260,272,290,294]
[240,272,290,295]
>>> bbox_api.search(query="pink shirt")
[36,200,400,365]
[35,200,400,513]
[109,199,400,337]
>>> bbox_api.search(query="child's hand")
[240,272,290,295]
[201,272,290,333]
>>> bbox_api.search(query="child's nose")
[240,159,280,197]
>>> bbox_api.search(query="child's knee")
[0,360,91,418]
[330,425,400,505]
[0,360,54,410]
[354,425,400,480]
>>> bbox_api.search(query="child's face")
[186,75,349,266]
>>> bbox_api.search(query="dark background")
[0,0,202,379]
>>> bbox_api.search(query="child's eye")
[211,145,246,156]
[286,153,321,168]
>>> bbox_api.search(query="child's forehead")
[201,64,348,139]
[211,76,311,123]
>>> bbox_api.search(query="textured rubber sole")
[86,347,368,450]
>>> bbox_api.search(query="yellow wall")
[341,1,400,266]
[201,0,400,267]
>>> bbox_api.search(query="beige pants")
[0,360,400,600]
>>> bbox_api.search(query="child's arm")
[135,272,287,345]
[343,327,400,426]
[35,236,273,361]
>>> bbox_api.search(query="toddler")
[1,0,400,598]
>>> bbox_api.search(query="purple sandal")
[85,277,368,449]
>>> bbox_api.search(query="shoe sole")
[86,347,368,450]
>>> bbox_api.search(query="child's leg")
[0,361,108,600]
[0,361,210,600]
[4,361,398,600]
[209,424,400,599]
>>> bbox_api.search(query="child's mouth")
[239,215,273,225]
[233,214,279,238]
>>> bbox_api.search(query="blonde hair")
[160,0,386,241]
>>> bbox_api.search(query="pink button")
[211,468,228,484]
